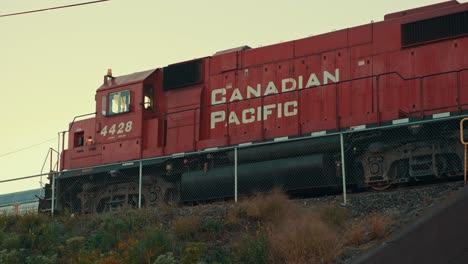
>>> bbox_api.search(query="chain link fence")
[1,115,466,215]
[344,117,464,192]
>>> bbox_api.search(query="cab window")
[74,131,84,147]
[108,90,130,115]
[143,85,153,110]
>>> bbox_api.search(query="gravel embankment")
[302,181,463,221]
[169,181,464,226]
[152,180,465,262]
[299,181,465,263]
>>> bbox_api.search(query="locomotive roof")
[0,188,42,205]
[98,68,156,91]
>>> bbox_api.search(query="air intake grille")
[401,11,468,47]
[163,59,203,90]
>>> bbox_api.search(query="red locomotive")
[50,1,468,213]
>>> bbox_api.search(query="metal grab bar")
[459,117,468,184]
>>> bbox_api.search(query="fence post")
[51,173,56,217]
[234,147,238,203]
[340,133,347,205]
[138,160,143,209]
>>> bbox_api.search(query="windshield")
[108,90,130,115]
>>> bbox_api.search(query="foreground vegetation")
[0,191,394,263]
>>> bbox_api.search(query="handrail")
[459,117,468,184]
[40,148,59,191]
[40,148,59,174]
[68,112,96,131]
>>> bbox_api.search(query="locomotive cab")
[61,69,161,170]
[95,69,158,165]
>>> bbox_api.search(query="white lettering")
[211,111,225,129]
[257,106,262,121]
[100,121,133,138]
[298,76,304,89]
[306,73,321,88]
[263,104,275,120]
[209,101,299,129]
[247,85,261,99]
[277,103,283,118]
[264,81,279,96]
[228,111,240,125]
[242,108,255,123]
[282,78,296,92]
[211,89,226,105]
[324,69,340,85]
[284,101,298,116]
[229,88,244,102]
[208,68,340,129]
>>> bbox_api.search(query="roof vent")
[402,11,468,47]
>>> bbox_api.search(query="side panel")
[210,52,238,75]
[294,29,348,57]
[243,42,294,68]
[67,118,102,169]
[101,138,141,164]
[164,85,202,154]
[422,73,458,114]
[142,118,164,158]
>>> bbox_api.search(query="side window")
[74,131,84,148]
[108,90,131,115]
[101,96,107,116]
[143,85,154,110]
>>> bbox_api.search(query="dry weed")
[239,189,294,224]
[224,207,239,226]
[319,204,352,230]
[269,210,342,264]
[369,214,388,239]
[344,222,366,246]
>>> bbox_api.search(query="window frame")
[74,131,84,148]
[107,90,131,116]
[143,85,154,110]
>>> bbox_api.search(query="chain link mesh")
[345,118,464,192]
[2,116,466,214]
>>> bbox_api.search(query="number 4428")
[100,121,133,136]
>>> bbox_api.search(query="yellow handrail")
[459,118,468,185]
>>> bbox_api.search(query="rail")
[40,148,59,175]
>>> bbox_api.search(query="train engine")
[52,1,468,213]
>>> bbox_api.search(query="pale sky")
[0,0,464,194]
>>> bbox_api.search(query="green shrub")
[18,213,48,234]
[180,242,207,264]
[203,248,232,264]
[128,228,172,263]
[201,219,224,237]
[154,252,178,264]
[0,215,18,232]
[1,233,21,249]
[235,234,269,264]
[25,254,57,264]
[0,249,27,263]
[85,215,132,251]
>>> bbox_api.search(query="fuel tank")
[181,153,337,202]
